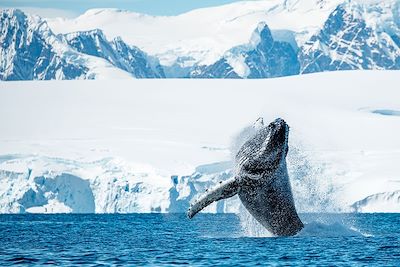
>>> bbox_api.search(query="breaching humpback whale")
[188,118,303,236]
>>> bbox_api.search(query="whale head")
[235,118,289,180]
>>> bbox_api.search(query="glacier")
[0,156,170,213]
[0,155,241,214]
[0,146,338,214]
[0,71,399,213]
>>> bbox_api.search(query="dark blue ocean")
[0,213,399,266]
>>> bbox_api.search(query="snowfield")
[0,71,399,213]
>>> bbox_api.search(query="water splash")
[288,144,340,213]
[298,222,362,237]
[237,206,274,237]
[238,211,371,238]
[297,213,370,237]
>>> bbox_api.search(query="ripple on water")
[0,214,399,266]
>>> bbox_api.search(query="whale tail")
[187,177,239,219]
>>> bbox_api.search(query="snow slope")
[0,71,399,213]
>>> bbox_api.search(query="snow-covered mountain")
[0,9,133,80]
[299,1,400,73]
[191,22,299,78]
[47,0,343,70]
[2,1,400,80]
[65,29,165,78]
[191,1,400,78]
[0,9,165,80]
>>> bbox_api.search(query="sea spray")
[288,143,340,213]
[237,206,273,237]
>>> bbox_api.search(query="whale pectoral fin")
[187,177,239,219]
